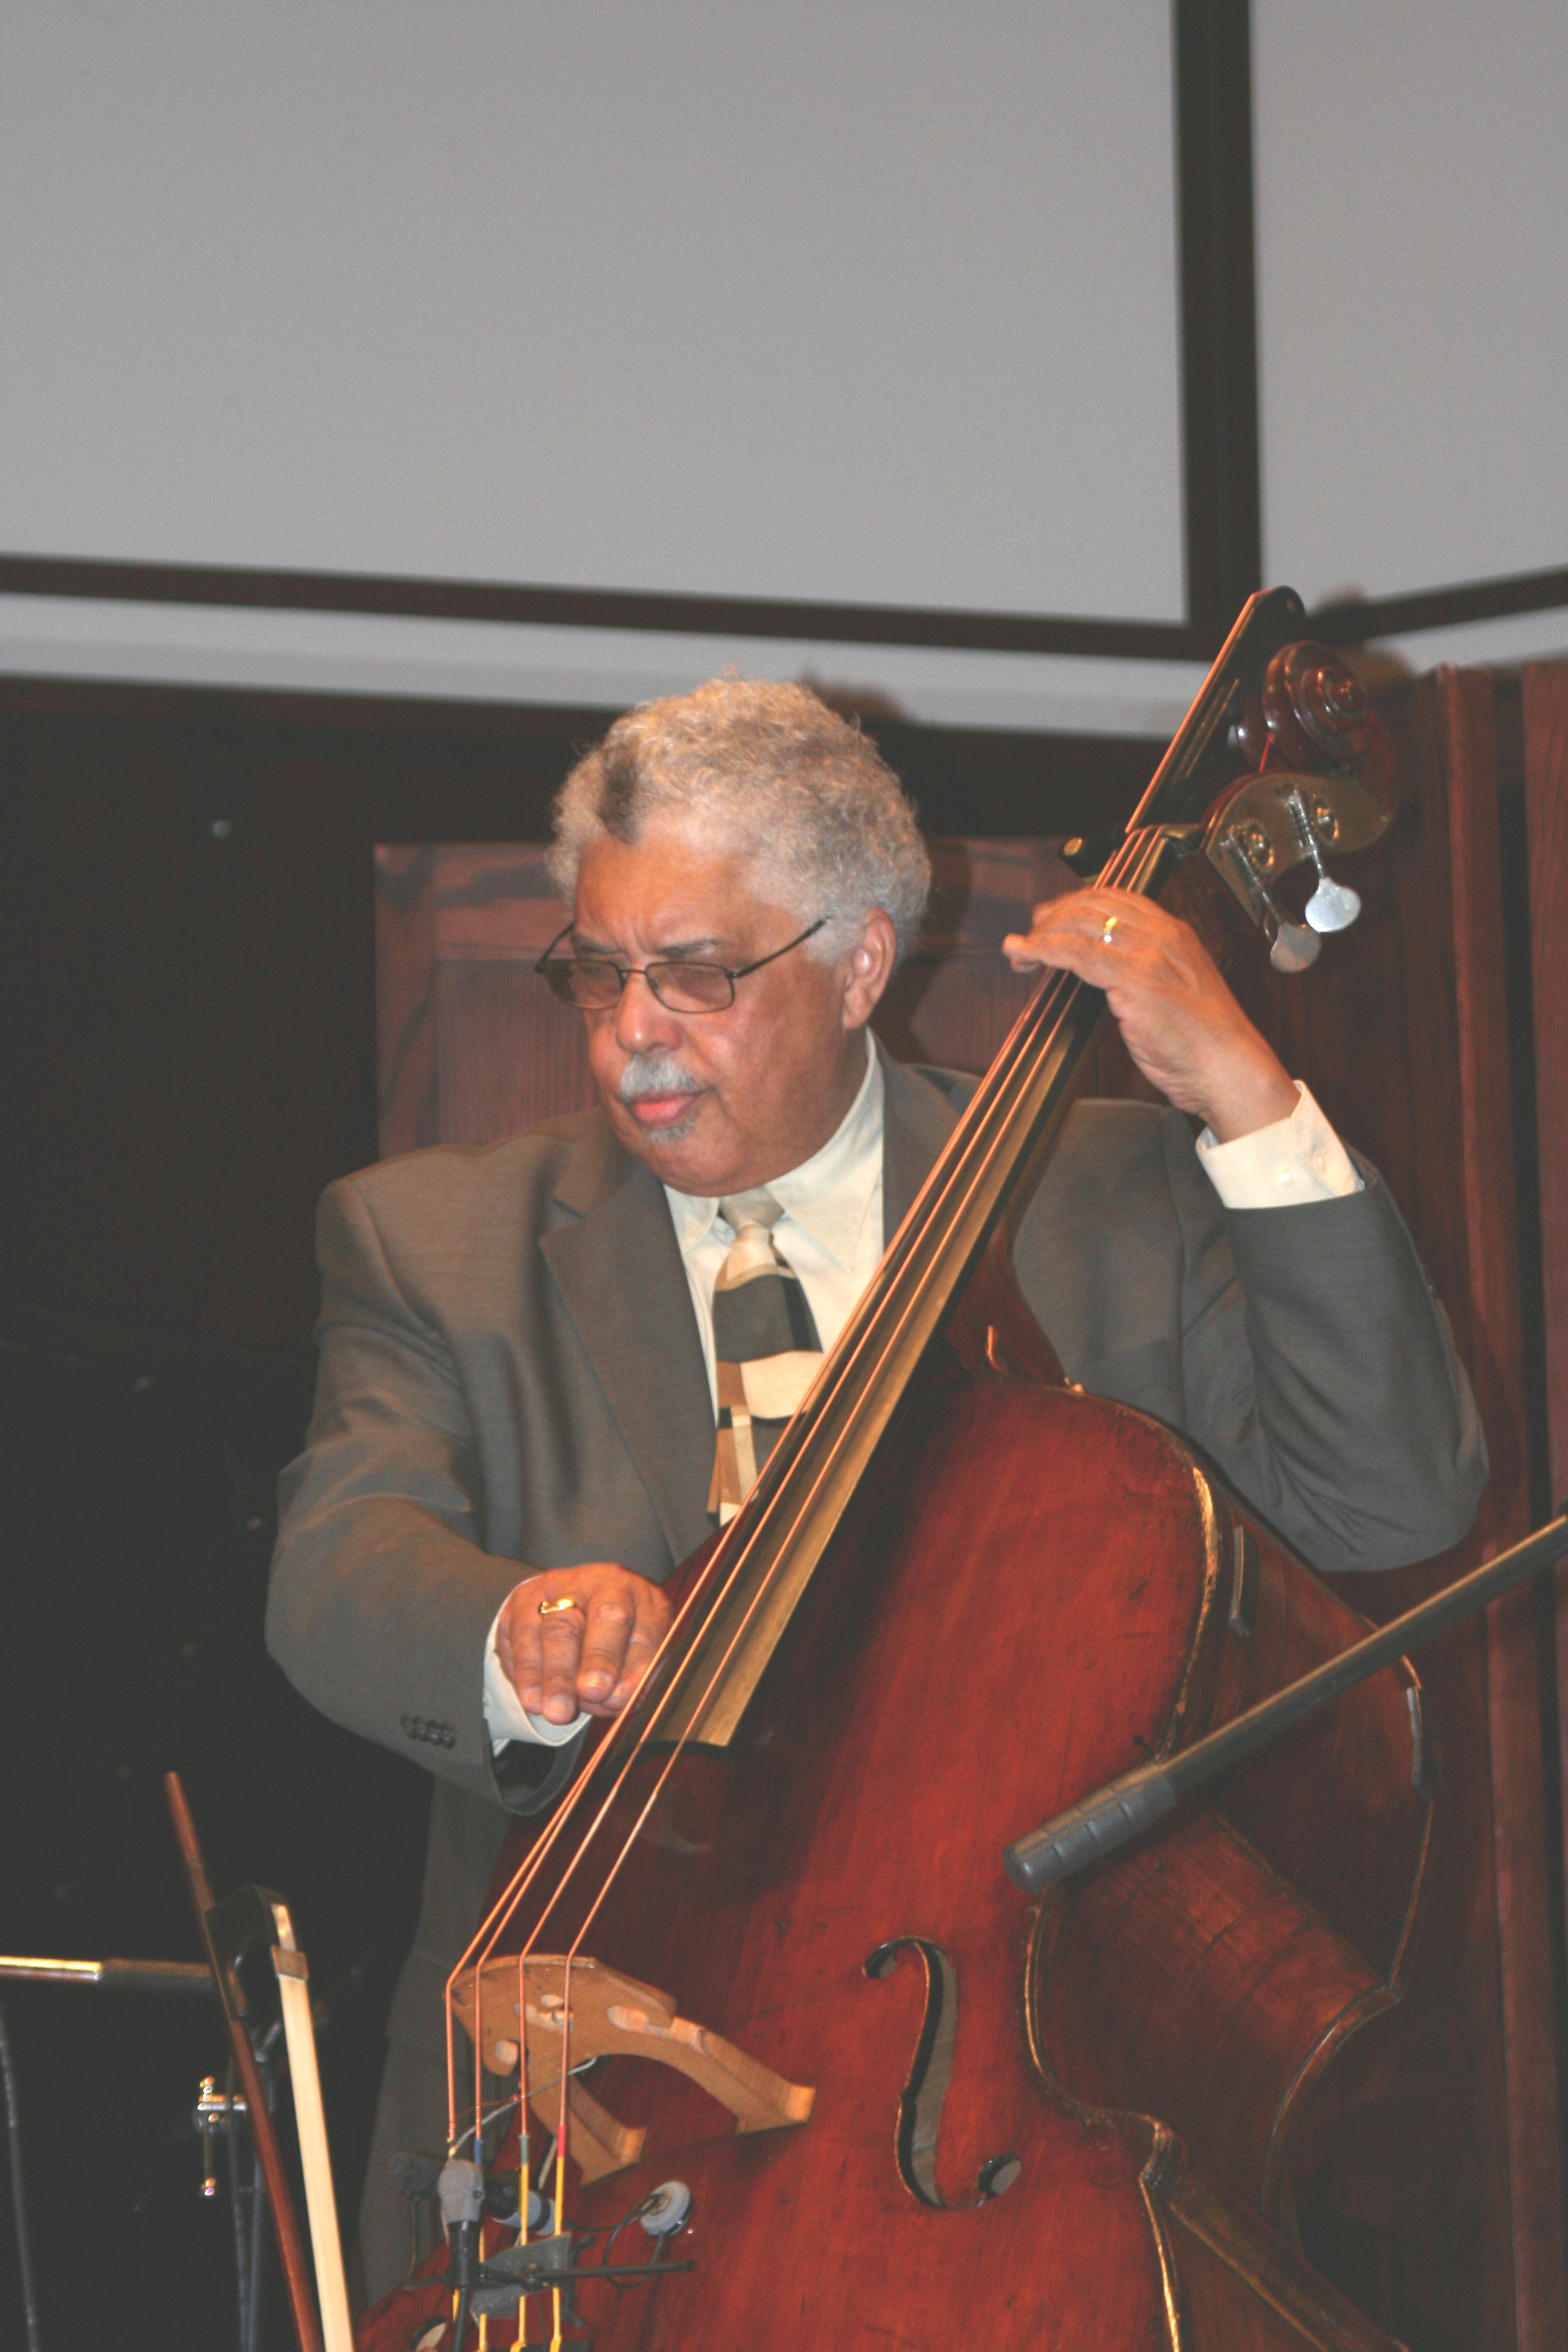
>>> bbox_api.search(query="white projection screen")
[1,3,1186,624]
[1254,0,1568,611]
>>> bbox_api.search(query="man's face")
[570,820,894,1196]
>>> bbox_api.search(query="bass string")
[524,834,1162,1947]
[445,830,1157,2136]
[442,830,1157,2129]
[640,824,1157,1726]
[442,848,1117,2006]
[493,844,1151,1867]
[443,1273,859,2138]
[443,1507,755,2101]
[444,1462,804,2121]
[516,1938,531,2338]
[442,830,1154,2086]
[503,828,1165,2164]
[677,826,1158,1595]
[551,1955,571,2352]
[444,829,1145,1992]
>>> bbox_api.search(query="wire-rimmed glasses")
[534,917,828,1013]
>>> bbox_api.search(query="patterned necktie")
[706,1188,823,1522]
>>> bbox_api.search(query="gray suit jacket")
[267,1054,1485,2061]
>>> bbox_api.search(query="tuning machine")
[1264,905,1323,975]
[1203,766,1388,977]
[1286,789,1362,934]
[1209,821,1320,973]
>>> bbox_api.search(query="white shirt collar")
[664,1031,883,1271]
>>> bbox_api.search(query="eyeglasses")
[535,916,828,1012]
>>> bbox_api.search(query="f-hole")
[864,1938,1020,2210]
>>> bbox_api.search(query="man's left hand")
[1002,889,1298,1142]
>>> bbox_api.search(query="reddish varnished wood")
[1037,1808,1413,2225]
[1523,663,1568,1974]
[1523,662,1568,1497]
[1439,670,1567,2352]
[1162,2157,1407,2352]
[943,1227,1072,1385]
[363,1378,1417,2352]
[1259,641,1396,806]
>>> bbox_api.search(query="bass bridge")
[452,1953,816,2183]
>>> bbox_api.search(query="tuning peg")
[1305,874,1361,933]
[1286,791,1362,934]
[1267,911,1322,974]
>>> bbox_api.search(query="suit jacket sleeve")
[1013,1102,1488,1575]
[266,1173,582,1814]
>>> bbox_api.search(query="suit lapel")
[539,1121,717,1569]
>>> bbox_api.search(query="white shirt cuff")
[483,1591,589,1752]
[1195,1081,1363,1209]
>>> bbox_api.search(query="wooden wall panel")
[1228,666,1565,2351]
[877,836,1085,1073]
[376,845,596,1155]
[1447,672,1565,2352]
[1524,665,1568,1503]
[1523,661,1568,2106]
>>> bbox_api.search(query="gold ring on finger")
[538,1595,584,1618]
[1099,914,1119,945]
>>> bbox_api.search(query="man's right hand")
[496,1563,672,1727]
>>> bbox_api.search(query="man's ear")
[842,908,898,1028]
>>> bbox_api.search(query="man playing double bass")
[266,676,1485,2296]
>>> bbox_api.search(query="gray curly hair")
[546,677,931,965]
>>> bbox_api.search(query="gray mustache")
[619,1051,701,1103]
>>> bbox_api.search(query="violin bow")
[164,1771,327,2352]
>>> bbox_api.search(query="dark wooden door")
[1524,659,1568,2300]
[1224,664,1565,2352]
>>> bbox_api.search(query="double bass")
[363,589,1431,2351]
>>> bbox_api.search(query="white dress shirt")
[1196,1079,1361,1205]
[484,1046,1359,1749]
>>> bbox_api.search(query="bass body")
[371,1363,1428,2351]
